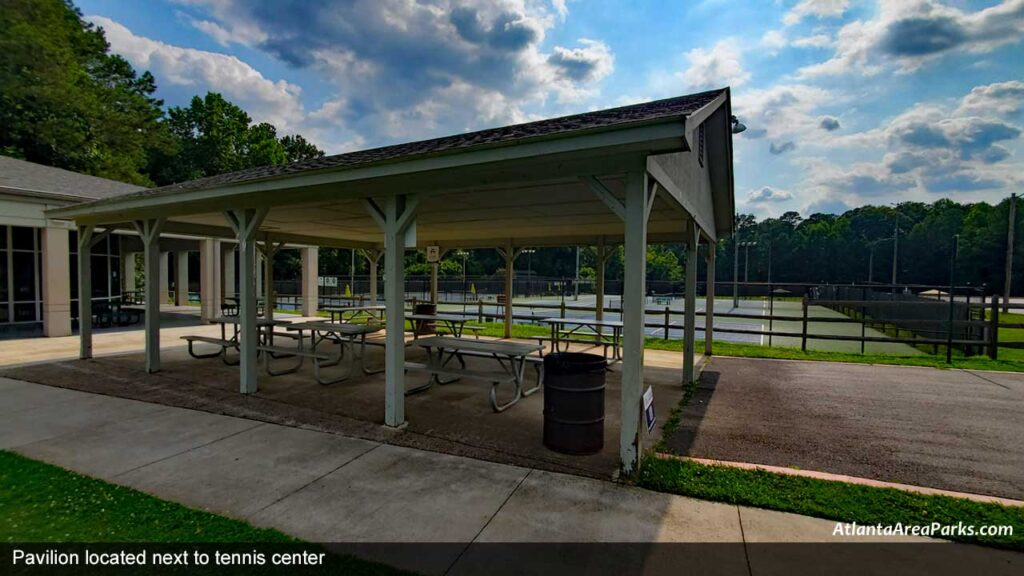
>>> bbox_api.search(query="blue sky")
[77,0,1024,217]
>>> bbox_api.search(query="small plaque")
[643,386,656,433]
[426,245,441,263]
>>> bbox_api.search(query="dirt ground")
[663,356,1024,499]
[0,343,686,480]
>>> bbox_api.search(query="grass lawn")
[638,456,1024,551]
[0,451,408,574]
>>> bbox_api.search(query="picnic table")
[321,305,386,324]
[407,314,469,339]
[407,336,543,412]
[280,320,384,384]
[539,317,623,362]
[181,316,286,365]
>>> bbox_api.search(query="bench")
[436,324,485,338]
[534,335,612,357]
[181,335,235,360]
[258,344,332,377]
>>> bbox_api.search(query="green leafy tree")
[0,0,171,184]
[281,134,325,163]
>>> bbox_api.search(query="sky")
[76,0,1024,218]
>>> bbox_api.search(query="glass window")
[0,225,7,249]
[93,235,108,255]
[12,226,34,250]
[91,254,109,298]
[69,229,77,254]
[12,251,37,301]
[111,256,121,296]
[14,303,37,322]
[109,237,120,256]
[69,257,78,300]
[0,306,8,323]
[0,251,7,301]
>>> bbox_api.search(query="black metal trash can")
[414,303,436,334]
[543,352,607,455]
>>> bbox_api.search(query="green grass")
[0,451,407,574]
[638,456,1024,551]
[0,451,292,543]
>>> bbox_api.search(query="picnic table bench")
[285,321,384,384]
[538,317,623,362]
[407,336,543,412]
[322,305,386,324]
[182,316,285,365]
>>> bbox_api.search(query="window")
[2,226,41,326]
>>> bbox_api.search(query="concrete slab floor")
[253,444,529,574]
[0,376,98,415]
[0,393,165,450]
[116,423,378,518]
[16,406,262,477]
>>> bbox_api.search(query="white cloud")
[792,34,833,49]
[748,186,794,202]
[761,29,787,52]
[90,16,305,133]
[798,0,1024,77]
[680,39,750,90]
[784,0,849,26]
[801,81,1023,204]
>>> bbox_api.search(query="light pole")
[522,249,536,297]
[574,246,580,301]
[735,241,757,306]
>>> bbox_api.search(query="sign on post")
[643,386,656,433]
[426,245,440,263]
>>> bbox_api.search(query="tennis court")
[452,295,922,355]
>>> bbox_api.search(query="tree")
[0,0,171,184]
[281,134,325,163]
[151,92,325,185]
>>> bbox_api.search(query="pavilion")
[48,88,736,474]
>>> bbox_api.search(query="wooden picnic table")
[407,314,469,338]
[284,320,384,384]
[321,305,386,324]
[540,317,623,362]
[408,336,543,412]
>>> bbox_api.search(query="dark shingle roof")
[103,89,726,204]
[0,156,144,201]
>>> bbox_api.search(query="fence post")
[664,305,670,340]
[560,299,566,319]
[990,295,1000,360]
[801,296,808,352]
[478,299,484,323]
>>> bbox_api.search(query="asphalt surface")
[664,356,1024,500]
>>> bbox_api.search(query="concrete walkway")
[1,377,1019,575]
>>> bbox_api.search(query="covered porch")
[48,89,736,474]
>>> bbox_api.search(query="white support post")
[199,239,221,322]
[176,251,189,306]
[364,249,382,303]
[225,208,268,394]
[430,261,439,305]
[256,253,265,303]
[496,242,518,339]
[365,195,418,427]
[223,246,236,299]
[159,252,170,305]
[301,247,319,316]
[77,225,94,357]
[683,221,698,383]
[132,219,165,373]
[42,227,72,337]
[123,251,136,294]
[705,242,716,357]
[621,171,650,476]
[258,237,283,320]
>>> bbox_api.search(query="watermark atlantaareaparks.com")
[833,522,1014,538]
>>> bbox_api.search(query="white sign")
[643,386,656,433]
[318,276,338,288]
[426,245,441,263]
